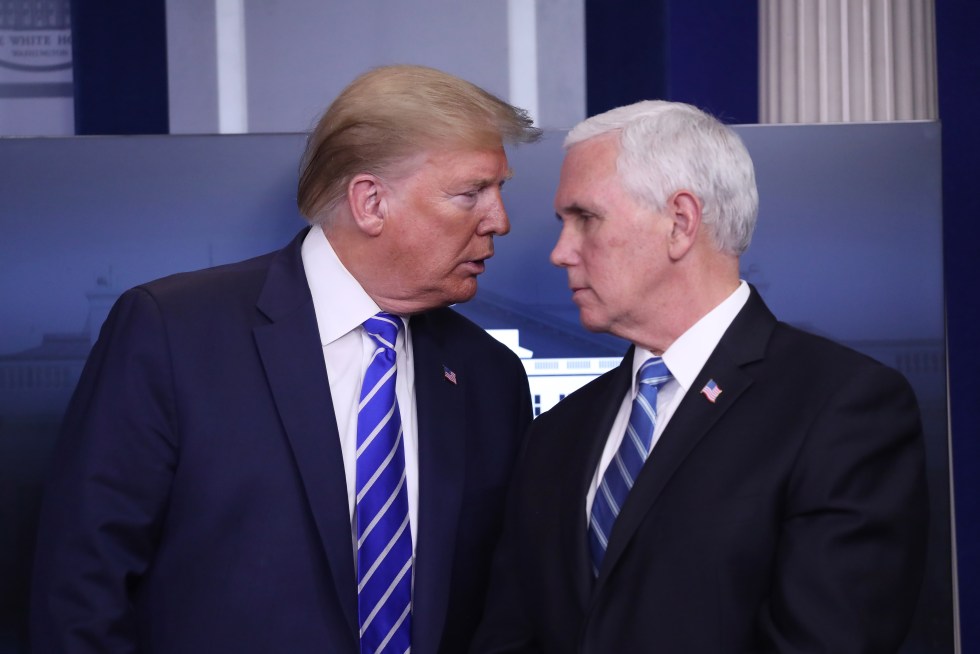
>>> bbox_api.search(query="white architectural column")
[760,0,937,123]
[215,0,248,133]
[508,0,540,125]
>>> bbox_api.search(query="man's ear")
[666,189,702,261]
[347,173,387,237]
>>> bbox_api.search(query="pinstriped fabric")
[357,312,412,653]
[588,357,671,576]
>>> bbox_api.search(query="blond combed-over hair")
[297,64,541,224]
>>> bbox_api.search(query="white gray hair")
[565,100,758,256]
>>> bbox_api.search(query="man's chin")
[443,280,479,307]
[577,310,609,334]
[451,289,479,305]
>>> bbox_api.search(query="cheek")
[408,210,481,277]
[580,238,617,280]
[444,222,480,255]
[586,242,638,300]
[417,232,470,279]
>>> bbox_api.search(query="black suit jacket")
[31,229,532,653]
[473,288,928,653]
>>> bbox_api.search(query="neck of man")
[629,256,742,355]
[322,219,444,317]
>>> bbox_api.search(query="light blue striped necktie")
[588,356,672,576]
[356,312,412,653]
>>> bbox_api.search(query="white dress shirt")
[585,281,751,521]
[301,225,419,551]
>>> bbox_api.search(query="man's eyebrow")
[465,169,514,189]
[557,202,591,216]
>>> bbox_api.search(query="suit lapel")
[409,312,466,654]
[252,230,359,641]
[559,352,634,608]
[594,289,776,593]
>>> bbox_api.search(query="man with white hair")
[472,100,928,653]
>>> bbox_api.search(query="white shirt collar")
[632,281,750,394]
[301,224,388,345]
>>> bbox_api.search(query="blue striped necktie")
[588,357,672,576]
[356,312,412,653]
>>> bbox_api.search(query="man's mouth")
[461,260,487,274]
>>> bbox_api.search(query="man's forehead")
[565,133,619,162]
[560,139,617,183]
[383,146,510,189]
[425,146,509,172]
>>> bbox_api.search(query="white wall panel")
[166,0,584,134]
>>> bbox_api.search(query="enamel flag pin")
[700,379,722,403]
[443,365,458,385]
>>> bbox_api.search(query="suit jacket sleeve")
[760,360,928,652]
[31,287,178,653]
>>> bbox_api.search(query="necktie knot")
[635,357,671,426]
[363,312,401,351]
[638,356,671,388]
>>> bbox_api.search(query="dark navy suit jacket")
[473,287,928,653]
[31,229,532,653]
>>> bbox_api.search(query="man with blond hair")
[32,65,540,654]
[473,100,927,652]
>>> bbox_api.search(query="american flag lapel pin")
[442,364,458,385]
[700,379,722,403]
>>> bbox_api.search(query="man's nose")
[550,223,576,268]
[479,193,511,236]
